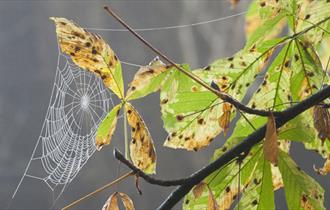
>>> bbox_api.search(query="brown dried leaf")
[192,182,207,199]
[263,113,278,165]
[207,185,219,210]
[314,157,330,175]
[102,192,119,210]
[230,0,240,9]
[313,105,330,141]
[118,193,135,210]
[219,102,232,136]
[125,103,157,174]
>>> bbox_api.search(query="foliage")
[52,0,330,209]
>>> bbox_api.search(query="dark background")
[0,0,328,209]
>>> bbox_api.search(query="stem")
[123,105,129,160]
[61,171,133,210]
[103,6,279,117]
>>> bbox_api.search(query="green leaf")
[245,13,286,50]
[248,43,292,111]
[295,0,330,44]
[96,104,122,150]
[278,151,325,210]
[235,157,275,210]
[161,67,225,151]
[126,58,170,101]
[278,115,315,142]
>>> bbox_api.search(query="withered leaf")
[193,182,207,199]
[314,157,330,175]
[51,17,124,98]
[102,192,119,210]
[125,103,157,174]
[118,192,135,210]
[219,102,232,136]
[263,113,278,165]
[102,192,135,210]
[313,105,330,141]
[207,185,219,210]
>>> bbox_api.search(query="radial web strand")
[11,49,117,205]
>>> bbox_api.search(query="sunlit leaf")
[51,17,124,98]
[126,58,170,101]
[96,104,122,150]
[125,103,156,174]
[295,0,330,44]
[161,50,266,151]
[263,113,278,165]
[278,151,325,210]
[235,156,275,210]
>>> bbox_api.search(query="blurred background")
[0,0,328,209]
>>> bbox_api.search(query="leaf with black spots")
[125,103,156,174]
[278,151,325,210]
[126,58,170,100]
[51,17,124,98]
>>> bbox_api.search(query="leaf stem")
[123,104,129,160]
[61,171,133,210]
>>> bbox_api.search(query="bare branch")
[114,149,187,186]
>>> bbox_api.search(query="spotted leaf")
[51,17,124,98]
[125,103,156,174]
[278,151,325,210]
[96,104,121,151]
[126,58,170,101]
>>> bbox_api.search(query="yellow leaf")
[118,193,135,210]
[102,192,119,210]
[313,105,330,141]
[192,182,207,199]
[50,17,124,98]
[263,113,278,165]
[125,58,168,100]
[219,102,232,136]
[125,103,157,174]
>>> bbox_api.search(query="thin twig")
[103,6,280,117]
[114,149,187,186]
[61,171,133,210]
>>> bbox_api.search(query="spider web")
[11,47,117,205]
[9,10,247,207]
